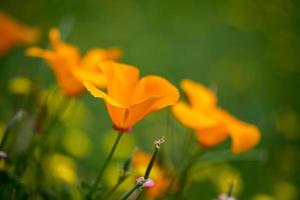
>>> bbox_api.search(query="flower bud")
[136,177,155,189]
[0,151,7,159]
[218,194,236,200]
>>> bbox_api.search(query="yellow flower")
[84,61,179,132]
[49,154,78,184]
[8,76,32,95]
[0,11,39,55]
[26,28,122,96]
[172,79,260,153]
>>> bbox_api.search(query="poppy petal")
[26,47,53,60]
[180,79,217,109]
[229,122,261,153]
[131,75,179,111]
[74,70,106,88]
[125,96,162,128]
[172,102,220,129]
[99,61,140,106]
[81,48,108,68]
[196,125,229,148]
[83,82,124,108]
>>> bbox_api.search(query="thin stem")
[135,189,145,200]
[103,175,128,200]
[134,147,158,200]
[87,131,123,199]
[0,110,25,150]
[104,181,122,200]
[120,181,144,200]
[121,137,165,200]
[176,149,203,198]
[144,147,158,179]
[227,178,235,197]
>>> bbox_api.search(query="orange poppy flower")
[26,28,121,96]
[0,11,39,55]
[84,61,179,132]
[172,79,260,153]
[132,150,171,199]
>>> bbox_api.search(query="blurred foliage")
[1,0,300,199]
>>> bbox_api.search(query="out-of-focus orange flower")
[132,150,171,199]
[0,11,39,55]
[84,61,179,132]
[172,79,260,153]
[26,28,121,96]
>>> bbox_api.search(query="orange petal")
[229,122,261,153]
[49,28,61,48]
[196,125,229,148]
[26,47,54,60]
[172,102,220,129]
[0,12,39,55]
[84,81,130,128]
[74,70,106,88]
[210,107,261,153]
[180,79,217,109]
[131,75,179,110]
[80,48,109,68]
[83,82,123,108]
[104,47,122,61]
[26,47,83,96]
[81,48,122,67]
[99,61,139,106]
[55,72,84,96]
[125,96,163,128]
[48,28,80,65]
[26,46,69,74]
[26,47,62,73]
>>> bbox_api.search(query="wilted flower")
[84,61,179,132]
[172,79,260,153]
[0,11,39,55]
[26,28,121,96]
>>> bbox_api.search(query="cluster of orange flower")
[1,11,260,199]
[24,27,260,154]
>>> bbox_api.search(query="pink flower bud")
[218,194,236,200]
[136,177,155,189]
[0,151,7,158]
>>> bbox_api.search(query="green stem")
[0,110,25,150]
[87,131,123,199]
[104,181,122,199]
[227,179,235,197]
[135,189,145,200]
[120,181,144,200]
[177,149,203,198]
[144,147,158,179]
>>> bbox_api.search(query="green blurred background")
[1,0,300,199]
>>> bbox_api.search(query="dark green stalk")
[120,181,144,200]
[227,178,235,197]
[176,149,203,198]
[104,158,131,199]
[135,189,145,200]
[87,131,123,199]
[144,147,158,179]
[104,180,123,199]
[0,110,25,150]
